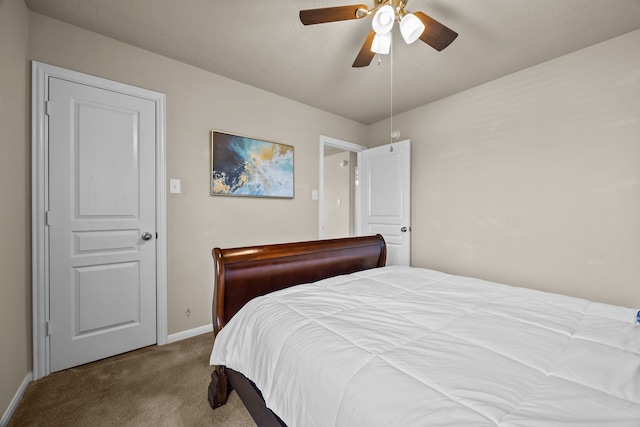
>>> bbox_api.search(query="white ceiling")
[24,0,640,124]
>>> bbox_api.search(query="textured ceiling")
[25,0,640,124]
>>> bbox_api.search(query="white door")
[48,77,157,372]
[357,140,411,265]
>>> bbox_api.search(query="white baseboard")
[166,323,213,344]
[1,371,33,427]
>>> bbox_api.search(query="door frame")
[318,136,367,239]
[31,61,168,380]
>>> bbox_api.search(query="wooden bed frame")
[207,234,387,425]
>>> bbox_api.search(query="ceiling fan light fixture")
[372,4,395,35]
[371,33,391,54]
[297,1,458,67]
[399,13,425,44]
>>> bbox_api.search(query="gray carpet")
[8,332,255,426]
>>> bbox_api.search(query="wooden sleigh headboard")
[212,234,386,336]
[209,234,386,416]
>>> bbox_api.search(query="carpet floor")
[8,332,255,426]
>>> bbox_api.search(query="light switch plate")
[170,179,181,194]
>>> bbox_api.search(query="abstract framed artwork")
[210,130,294,198]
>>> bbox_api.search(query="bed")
[208,235,640,426]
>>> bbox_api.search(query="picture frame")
[210,130,294,198]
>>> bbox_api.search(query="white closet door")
[48,77,157,372]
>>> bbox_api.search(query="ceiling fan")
[299,0,458,67]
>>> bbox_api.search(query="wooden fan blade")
[413,11,458,51]
[352,30,376,67]
[300,4,368,25]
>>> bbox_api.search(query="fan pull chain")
[389,33,400,151]
[390,32,394,151]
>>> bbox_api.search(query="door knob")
[141,232,153,241]
[401,227,408,232]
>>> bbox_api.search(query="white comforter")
[210,266,640,426]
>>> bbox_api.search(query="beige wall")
[0,0,31,418]
[368,29,640,308]
[324,151,352,239]
[27,12,367,335]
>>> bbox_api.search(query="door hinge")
[46,321,52,336]
[45,211,51,226]
[45,100,52,116]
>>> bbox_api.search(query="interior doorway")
[32,61,168,379]
[318,136,366,239]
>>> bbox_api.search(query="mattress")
[210,266,640,426]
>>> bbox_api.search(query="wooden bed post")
[208,364,229,408]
